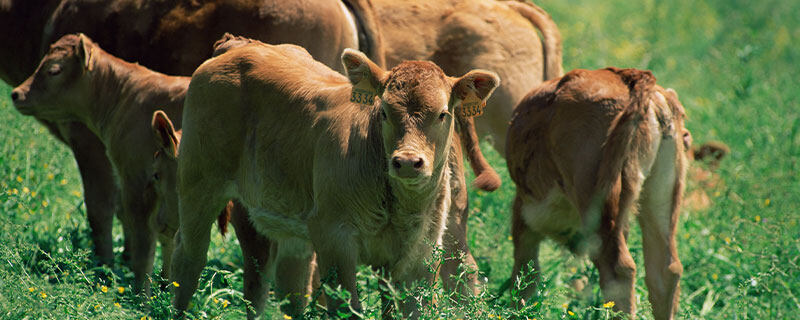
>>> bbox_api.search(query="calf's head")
[11,33,95,120]
[341,49,499,187]
[150,110,181,231]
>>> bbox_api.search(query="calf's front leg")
[63,122,119,266]
[309,221,361,318]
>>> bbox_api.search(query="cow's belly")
[520,188,581,245]
[236,170,313,241]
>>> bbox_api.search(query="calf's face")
[341,49,499,187]
[11,34,93,120]
[150,111,181,228]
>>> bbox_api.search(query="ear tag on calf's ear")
[350,77,377,106]
[456,91,486,118]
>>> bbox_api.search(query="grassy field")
[1,0,798,318]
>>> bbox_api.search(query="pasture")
[1,0,798,318]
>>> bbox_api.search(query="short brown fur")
[168,42,499,318]
[506,68,689,320]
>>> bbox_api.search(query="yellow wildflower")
[172,281,180,287]
[72,190,82,197]
[283,315,293,319]
[118,286,125,294]
[31,191,37,197]
[114,302,121,308]
[101,285,108,293]
[16,176,23,182]
[222,299,229,308]
[47,173,54,180]
[214,298,219,304]
[29,287,35,292]
[724,237,731,244]
[568,310,574,316]
[43,164,49,169]
[562,303,568,309]
[22,187,29,194]
[94,305,101,311]
[40,292,47,299]
[764,198,770,206]
[755,215,761,223]
[507,235,513,241]
[712,273,719,280]
[603,301,615,308]
[12,188,18,195]
[60,179,67,185]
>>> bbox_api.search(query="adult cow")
[168,41,500,318]
[373,0,564,155]
[0,0,384,266]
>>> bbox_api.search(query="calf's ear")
[77,33,94,71]
[341,48,386,106]
[151,110,179,159]
[451,70,500,118]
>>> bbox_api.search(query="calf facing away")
[10,33,189,293]
[505,68,689,320]
[169,42,499,317]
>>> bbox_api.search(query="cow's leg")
[510,194,545,306]
[638,143,684,320]
[63,122,119,266]
[592,228,637,318]
[229,202,271,320]
[272,237,314,317]
[119,180,158,295]
[158,224,175,282]
[439,198,478,296]
[170,184,228,312]
[309,221,360,317]
[589,173,641,318]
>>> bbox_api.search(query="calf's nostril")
[10,91,19,101]
[392,158,402,169]
[413,158,424,169]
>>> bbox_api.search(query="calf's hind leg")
[229,202,272,320]
[510,194,545,306]
[638,140,685,320]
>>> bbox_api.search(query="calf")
[506,68,689,320]
[169,42,499,318]
[10,33,189,293]
[1,0,385,266]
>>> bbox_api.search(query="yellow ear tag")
[456,91,485,118]
[350,77,377,106]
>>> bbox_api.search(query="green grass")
[1,0,799,318]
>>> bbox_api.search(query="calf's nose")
[391,153,425,179]
[10,90,20,102]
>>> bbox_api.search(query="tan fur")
[373,0,563,155]
[506,68,689,320]
[168,42,499,318]
[0,0,385,267]
[11,34,189,293]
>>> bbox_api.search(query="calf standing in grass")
[10,33,189,294]
[505,68,689,320]
[169,40,499,318]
